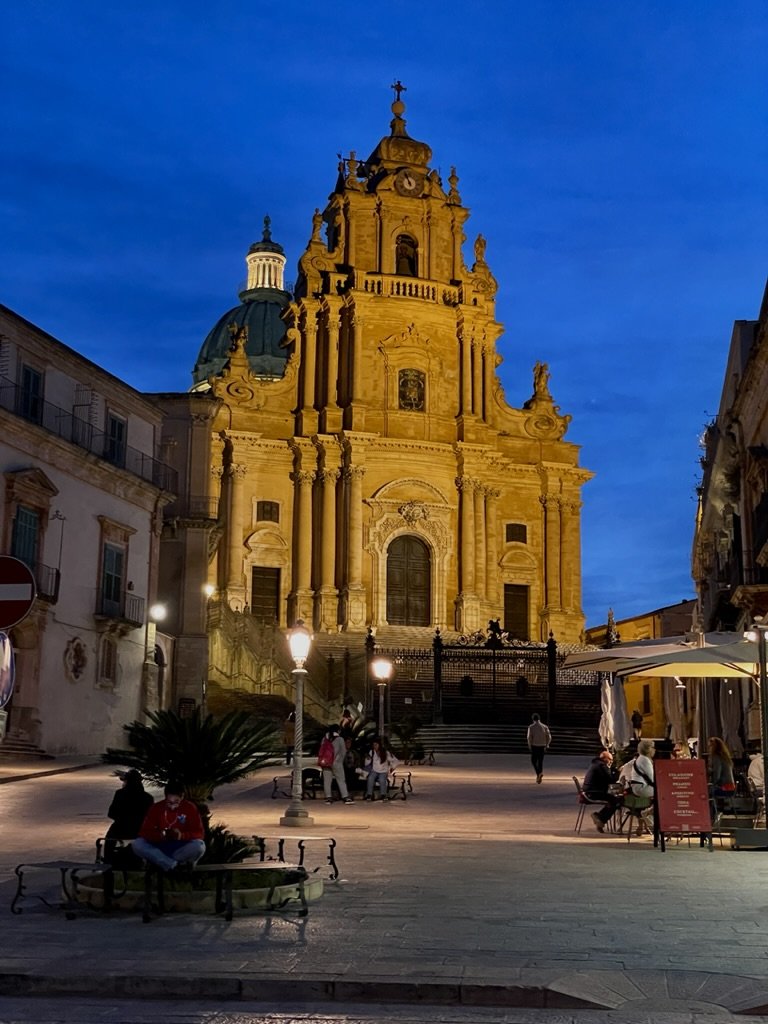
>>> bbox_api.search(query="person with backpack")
[319,724,353,804]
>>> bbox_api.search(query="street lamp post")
[371,657,393,737]
[746,617,768,799]
[281,621,314,827]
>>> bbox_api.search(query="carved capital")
[539,494,562,510]
[228,464,248,480]
[320,468,340,485]
[292,470,315,487]
[211,466,224,480]
[344,465,366,482]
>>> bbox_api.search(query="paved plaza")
[2,753,768,1022]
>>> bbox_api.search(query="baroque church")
[154,91,593,712]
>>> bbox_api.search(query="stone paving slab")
[2,754,768,1018]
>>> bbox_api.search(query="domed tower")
[192,216,291,386]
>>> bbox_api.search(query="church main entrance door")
[386,535,430,626]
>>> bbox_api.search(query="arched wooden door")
[386,535,431,626]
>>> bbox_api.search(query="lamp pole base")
[280,805,315,827]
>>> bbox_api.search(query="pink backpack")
[317,736,335,768]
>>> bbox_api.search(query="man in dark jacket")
[584,750,620,833]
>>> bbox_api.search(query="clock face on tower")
[394,168,423,196]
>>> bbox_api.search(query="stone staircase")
[0,734,54,760]
[415,723,601,757]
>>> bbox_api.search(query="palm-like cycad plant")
[103,708,277,816]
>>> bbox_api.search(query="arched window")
[395,235,418,277]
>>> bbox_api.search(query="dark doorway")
[251,566,280,623]
[504,584,529,640]
[386,535,431,626]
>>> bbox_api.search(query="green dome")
[192,218,292,386]
[192,288,291,385]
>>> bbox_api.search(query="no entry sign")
[0,556,37,630]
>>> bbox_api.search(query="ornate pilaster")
[316,467,340,629]
[320,300,342,433]
[560,498,583,613]
[456,475,480,631]
[485,487,501,606]
[540,493,562,612]
[473,481,487,602]
[461,329,472,417]
[299,310,319,435]
[341,464,367,628]
[483,342,494,425]
[290,468,316,623]
[472,340,483,418]
[225,463,247,609]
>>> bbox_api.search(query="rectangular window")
[11,506,40,569]
[17,365,43,424]
[642,683,651,716]
[104,413,127,467]
[251,566,280,624]
[256,500,280,523]
[505,523,527,544]
[101,543,125,617]
[503,584,529,640]
[99,637,117,683]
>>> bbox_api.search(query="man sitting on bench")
[132,783,206,872]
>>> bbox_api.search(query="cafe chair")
[572,776,615,834]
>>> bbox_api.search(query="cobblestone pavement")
[2,754,768,1021]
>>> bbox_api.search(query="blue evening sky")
[3,2,766,629]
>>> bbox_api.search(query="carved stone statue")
[474,233,487,263]
[311,208,323,241]
[533,361,551,398]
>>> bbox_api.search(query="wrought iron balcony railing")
[0,377,177,494]
[163,495,219,520]
[95,592,145,627]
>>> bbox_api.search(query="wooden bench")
[11,860,114,917]
[253,833,339,880]
[142,860,309,922]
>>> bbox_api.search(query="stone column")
[226,463,247,609]
[341,464,366,628]
[541,494,562,611]
[316,468,340,629]
[349,313,366,429]
[483,344,494,424]
[474,482,486,602]
[485,488,501,607]
[321,306,342,433]
[472,341,483,418]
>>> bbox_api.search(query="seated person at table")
[708,736,736,797]
[584,750,620,833]
[748,752,764,796]
[628,739,655,799]
[132,783,206,872]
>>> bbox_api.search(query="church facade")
[154,94,593,710]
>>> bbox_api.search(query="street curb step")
[0,762,99,785]
[0,972,608,1010]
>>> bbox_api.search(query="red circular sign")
[0,556,37,630]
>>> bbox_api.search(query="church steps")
[414,723,600,757]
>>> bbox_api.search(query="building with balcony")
[693,281,768,633]
[153,94,593,712]
[0,305,176,754]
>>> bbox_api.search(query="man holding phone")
[132,782,205,871]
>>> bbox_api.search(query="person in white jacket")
[526,713,552,783]
[364,738,399,801]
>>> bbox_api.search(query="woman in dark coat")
[104,769,154,865]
